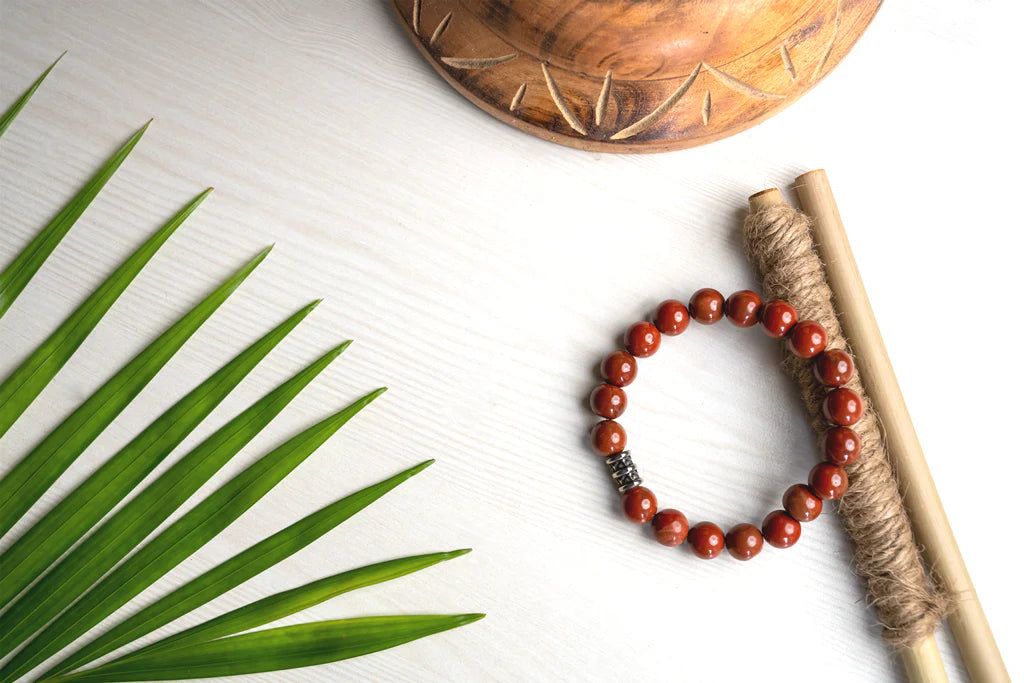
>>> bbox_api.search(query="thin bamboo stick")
[902,638,952,683]
[746,185,948,683]
[794,169,1008,683]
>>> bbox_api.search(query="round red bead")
[601,350,637,387]
[589,384,627,419]
[823,426,861,466]
[624,321,661,358]
[725,523,764,561]
[725,290,763,327]
[654,299,690,336]
[759,300,798,338]
[762,510,801,548]
[787,320,828,358]
[652,509,689,546]
[622,486,657,523]
[809,463,849,500]
[814,349,855,387]
[823,388,864,426]
[783,484,823,522]
[688,522,725,559]
[590,420,626,456]
[688,288,724,325]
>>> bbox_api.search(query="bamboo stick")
[794,169,1008,683]
[746,185,948,683]
[902,638,952,683]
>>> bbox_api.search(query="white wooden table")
[2,2,1021,681]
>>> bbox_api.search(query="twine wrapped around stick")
[743,203,948,648]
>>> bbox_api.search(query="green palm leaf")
[0,120,148,319]
[95,550,471,667]
[0,300,319,608]
[0,52,62,138]
[51,615,485,682]
[0,341,349,659]
[0,202,258,538]
[0,185,204,454]
[49,460,435,676]
[5,388,386,681]
[0,57,479,681]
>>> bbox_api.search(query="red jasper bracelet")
[588,288,864,561]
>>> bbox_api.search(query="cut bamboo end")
[792,169,1008,683]
[747,187,784,213]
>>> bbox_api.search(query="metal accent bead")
[605,450,642,493]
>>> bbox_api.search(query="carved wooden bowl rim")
[394,0,883,153]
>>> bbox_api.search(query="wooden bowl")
[394,0,882,152]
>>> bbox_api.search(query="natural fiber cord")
[743,204,948,648]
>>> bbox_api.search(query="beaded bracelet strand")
[588,288,864,561]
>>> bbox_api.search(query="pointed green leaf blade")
[55,615,485,682]
[109,550,471,666]
[0,300,319,608]
[0,184,202,446]
[0,341,348,661]
[0,120,148,318]
[48,460,433,676]
[0,221,258,539]
[0,52,62,138]
[9,388,386,680]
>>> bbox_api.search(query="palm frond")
[0,185,204,447]
[0,120,148,318]
[48,460,435,676]
[5,388,386,680]
[0,300,319,608]
[51,615,486,682]
[0,341,348,659]
[87,550,471,667]
[0,57,481,681]
[0,205,258,538]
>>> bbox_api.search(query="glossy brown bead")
[590,420,626,456]
[622,486,657,524]
[654,299,690,336]
[725,523,764,561]
[814,349,855,387]
[824,426,861,466]
[783,484,823,522]
[651,509,689,546]
[787,320,828,358]
[823,387,864,426]
[601,350,637,387]
[624,321,661,358]
[809,463,849,500]
[589,384,627,419]
[759,300,798,338]
[762,510,801,548]
[688,288,724,325]
[688,522,725,559]
[724,290,763,327]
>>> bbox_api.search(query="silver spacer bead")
[605,450,642,493]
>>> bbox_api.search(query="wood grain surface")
[0,1,1021,681]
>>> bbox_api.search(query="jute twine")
[743,205,948,648]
